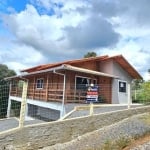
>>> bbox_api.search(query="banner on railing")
[86,85,98,102]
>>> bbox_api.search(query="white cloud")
[0,0,150,80]
[143,72,150,81]
[1,2,94,60]
[0,37,46,73]
[98,37,150,80]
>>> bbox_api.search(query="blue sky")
[7,0,27,12]
[0,0,27,13]
[0,0,150,80]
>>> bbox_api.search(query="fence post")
[19,81,28,128]
[128,83,131,109]
[89,102,94,115]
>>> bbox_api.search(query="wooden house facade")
[7,55,142,120]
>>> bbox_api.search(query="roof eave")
[5,64,119,80]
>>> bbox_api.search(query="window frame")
[75,75,97,90]
[118,80,127,93]
[36,78,44,89]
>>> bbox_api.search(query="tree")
[132,79,143,102]
[0,64,16,80]
[148,69,150,80]
[136,81,150,103]
[132,79,143,90]
[84,52,97,58]
[0,64,16,118]
[132,80,150,104]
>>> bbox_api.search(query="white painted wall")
[9,96,63,120]
[100,60,132,104]
[112,79,119,104]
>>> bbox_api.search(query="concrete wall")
[9,96,63,120]
[28,104,60,121]
[0,106,150,150]
[112,78,119,104]
[37,106,60,121]
[99,59,113,74]
[112,61,132,104]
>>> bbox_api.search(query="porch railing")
[10,83,111,103]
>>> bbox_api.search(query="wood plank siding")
[71,61,98,71]
[10,70,112,104]
[98,76,112,103]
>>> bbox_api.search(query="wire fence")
[0,83,10,119]
[0,80,149,133]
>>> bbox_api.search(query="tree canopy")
[84,52,97,58]
[0,64,16,81]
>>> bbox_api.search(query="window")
[119,81,126,93]
[36,78,44,89]
[76,77,89,90]
[75,76,97,90]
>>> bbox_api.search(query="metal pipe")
[53,70,66,118]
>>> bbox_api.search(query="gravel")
[41,113,150,150]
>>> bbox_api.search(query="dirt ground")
[123,134,150,150]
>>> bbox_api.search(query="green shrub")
[132,81,150,104]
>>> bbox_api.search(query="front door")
[118,81,128,104]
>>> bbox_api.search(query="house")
[7,55,142,120]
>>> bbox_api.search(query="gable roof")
[21,54,142,79]
[102,55,142,79]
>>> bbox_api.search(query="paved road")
[0,117,44,132]
[0,118,19,132]
[66,104,143,119]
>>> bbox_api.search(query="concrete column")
[60,106,66,118]
[7,98,11,118]
[25,103,29,120]
[7,83,12,118]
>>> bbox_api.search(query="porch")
[10,82,112,104]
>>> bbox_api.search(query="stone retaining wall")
[0,106,150,150]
